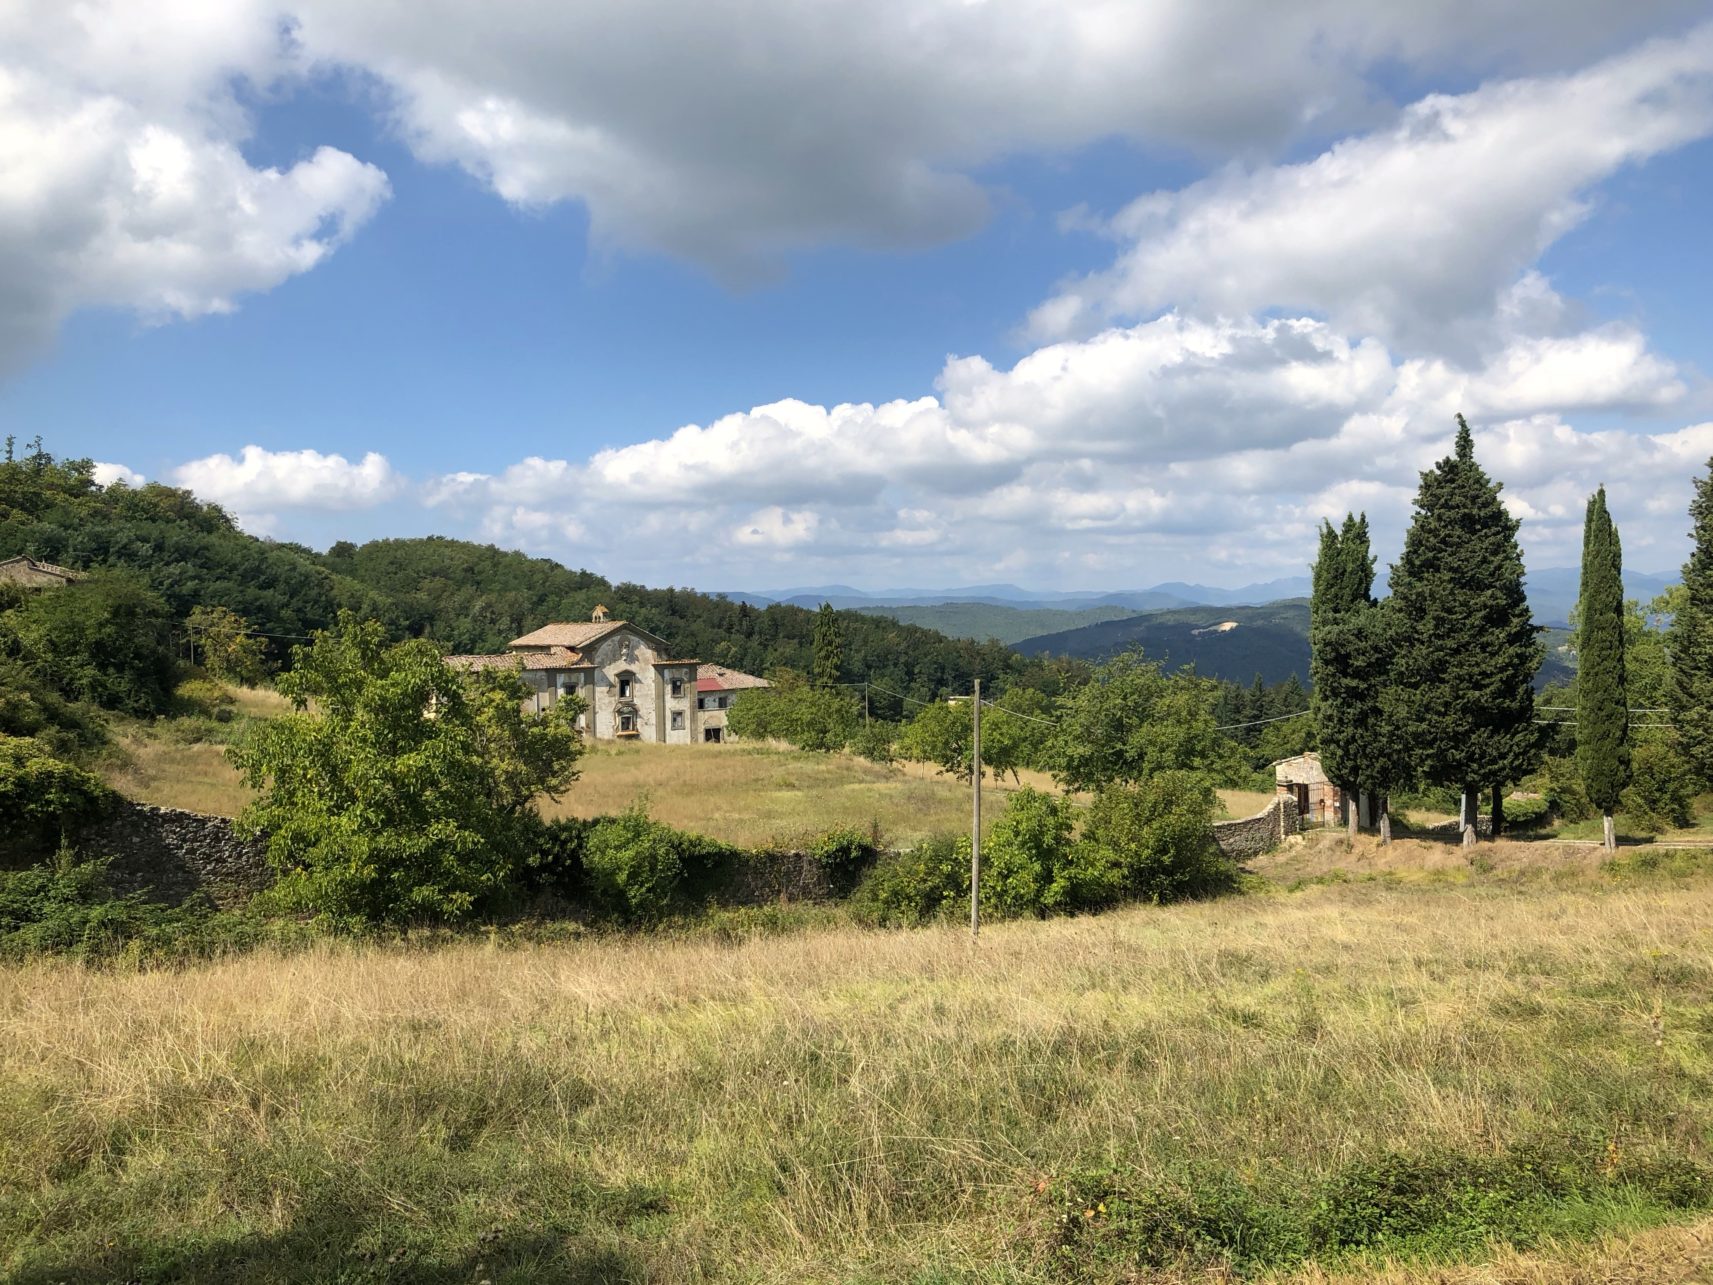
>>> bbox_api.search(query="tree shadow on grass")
[7,1196,654,1285]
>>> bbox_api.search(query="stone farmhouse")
[447,608,770,745]
[0,555,80,588]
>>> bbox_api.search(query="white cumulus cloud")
[0,0,389,371]
[92,461,145,487]
[1031,24,1713,352]
[283,0,1708,279]
[173,445,403,517]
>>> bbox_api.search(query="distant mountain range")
[704,566,1675,688]
[716,567,1677,635]
[712,577,1314,614]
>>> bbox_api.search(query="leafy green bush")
[0,572,180,715]
[1624,739,1696,833]
[173,676,237,720]
[1080,770,1233,904]
[1533,755,1595,822]
[524,816,594,898]
[982,787,1080,917]
[809,825,879,894]
[1500,794,1551,831]
[0,735,114,851]
[848,721,897,764]
[580,806,739,923]
[229,615,583,924]
[0,656,106,755]
[851,834,969,926]
[0,853,311,966]
[725,671,861,752]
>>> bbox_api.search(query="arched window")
[616,670,635,699]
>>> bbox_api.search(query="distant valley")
[1015,600,1314,686]
[716,565,1674,686]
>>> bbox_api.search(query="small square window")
[670,678,684,698]
[670,710,684,730]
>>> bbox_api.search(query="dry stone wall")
[1211,796,1298,861]
[75,802,272,907]
[46,797,1297,911]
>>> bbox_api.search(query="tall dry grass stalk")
[4,867,1713,1280]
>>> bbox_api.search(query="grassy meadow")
[99,689,1277,846]
[5,839,1713,1281]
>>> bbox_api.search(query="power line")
[1214,710,1311,732]
[1538,706,1668,714]
[977,698,1059,728]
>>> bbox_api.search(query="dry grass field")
[100,693,1275,845]
[5,851,1713,1281]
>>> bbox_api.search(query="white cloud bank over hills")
[14,1,1713,586]
[1030,24,1713,353]
[166,298,1703,585]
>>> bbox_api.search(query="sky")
[2,2,1712,593]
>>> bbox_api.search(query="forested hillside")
[1015,600,1314,685]
[0,441,389,638]
[0,443,1063,712]
[852,600,1136,643]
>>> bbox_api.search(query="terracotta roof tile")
[695,664,771,692]
[447,646,584,672]
[509,621,623,649]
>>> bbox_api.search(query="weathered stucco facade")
[695,664,773,743]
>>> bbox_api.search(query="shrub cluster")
[809,825,880,894]
[1045,1139,1711,1276]
[0,854,310,966]
[853,772,1233,927]
[522,806,743,923]
[0,734,114,852]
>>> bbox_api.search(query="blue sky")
[3,2,1711,591]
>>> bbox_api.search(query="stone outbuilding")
[0,554,80,588]
[1273,751,1344,827]
[694,664,773,743]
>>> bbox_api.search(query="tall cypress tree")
[1576,486,1629,850]
[812,602,844,689]
[1390,415,1544,836]
[1312,515,1369,835]
[1669,458,1713,783]
[1312,512,1401,839]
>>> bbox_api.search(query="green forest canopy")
[0,441,1063,716]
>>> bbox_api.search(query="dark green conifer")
[1311,512,1399,837]
[1389,415,1544,835]
[1669,458,1713,783]
[1576,487,1629,850]
[811,602,844,689]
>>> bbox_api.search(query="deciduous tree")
[186,604,269,686]
[1046,653,1238,791]
[229,614,582,923]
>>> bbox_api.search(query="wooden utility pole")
[971,678,981,940]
